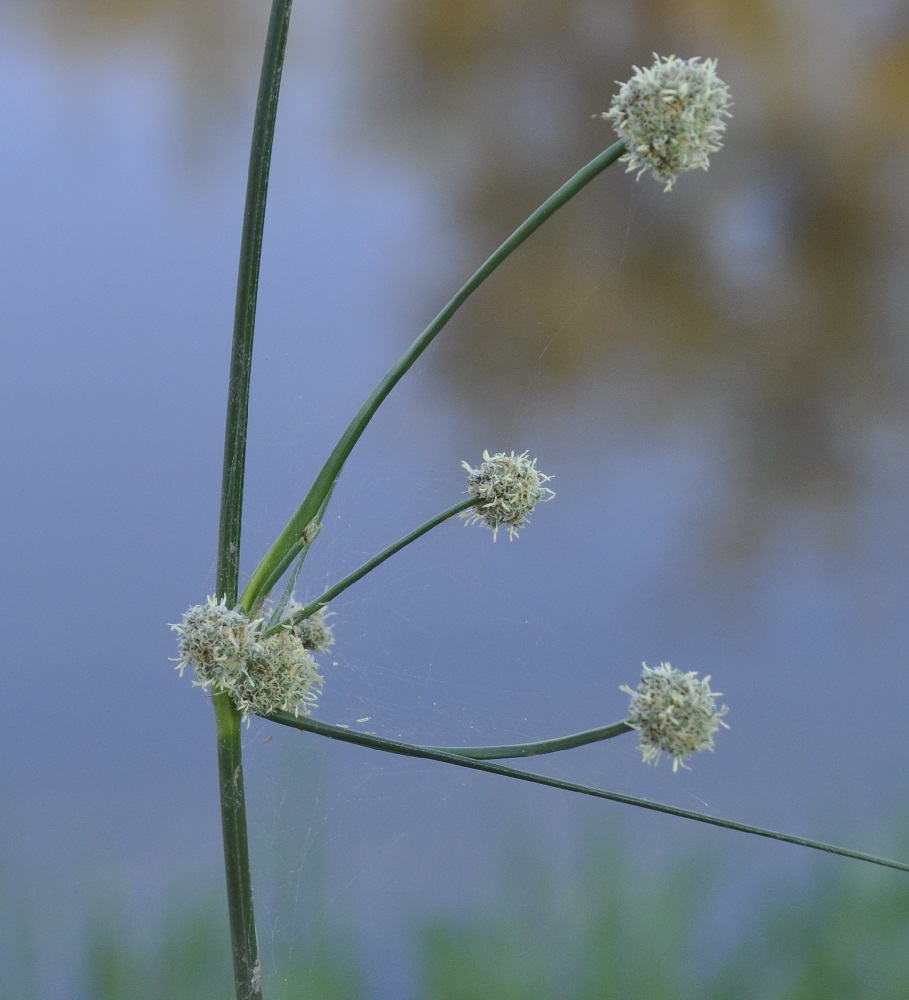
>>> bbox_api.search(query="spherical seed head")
[621,662,729,771]
[172,597,324,721]
[234,630,323,720]
[603,54,732,191]
[171,596,257,695]
[460,449,555,541]
[284,603,335,653]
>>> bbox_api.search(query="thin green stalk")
[252,480,336,617]
[215,0,294,997]
[265,712,909,875]
[240,140,627,611]
[217,0,294,607]
[426,720,633,759]
[214,693,261,1000]
[267,497,479,631]
[264,483,336,626]
[269,714,632,759]
[262,712,634,760]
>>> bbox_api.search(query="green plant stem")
[217,0,294,607]
[250,486,334,618]
[265,712,909,875]
[215,693,261,1000]
[426,720,633,758]
[267,497,479,631]
[215,0,294,997]
[240,140,627,611]
[264,483,336,626]
[271,715,632,758]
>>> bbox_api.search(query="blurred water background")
[3,0,909,996]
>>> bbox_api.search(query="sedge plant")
[170,8,909,997]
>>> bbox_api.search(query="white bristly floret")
[460,450,555,541]
[172,596,324,722]
[621,661,729,771]
[602,54,732,191]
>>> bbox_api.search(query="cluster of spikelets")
[460,450,555,541]
[172,597,334,721]
[621,661,729,771]
[602,53,732,192]
[173,453,727,766]
[174,453,556,716]
[173,463,728,768]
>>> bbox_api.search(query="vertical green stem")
[214,0,294,997]
[214,693,261,1000]
[217,0,294,606]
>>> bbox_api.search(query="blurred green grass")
[5,829,908,999]
[419,832,909,1000]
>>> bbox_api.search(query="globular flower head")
[171,596,258,696]
[460,449,555,541]
[233,630,323,719]
[621,661,729,771]
[172,596,323,722]
[602,54,732,191]
[282,603,335,653]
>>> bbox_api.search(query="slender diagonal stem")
[264,713,909,875]
[240,140,627,611]
[268,497,479,631]
[214,1,294,997]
